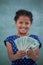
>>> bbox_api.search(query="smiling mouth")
[21,28,26,30]
[20,28,27,31]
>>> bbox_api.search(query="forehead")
[17,16,30,21]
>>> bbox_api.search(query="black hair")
[14,9,33,23]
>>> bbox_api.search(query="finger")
[27,50,33,54]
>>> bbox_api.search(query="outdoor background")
[0,0,43,65]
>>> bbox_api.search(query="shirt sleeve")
[4,36,14,46]
[35,35,42,48]
[4,36,18,54]
[30,35,42,49]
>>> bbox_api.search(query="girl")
[4,9,41,65]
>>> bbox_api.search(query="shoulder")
[5,35,18,41]
[30,34,40,40]
[4,35,18,46]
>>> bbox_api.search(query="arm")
[27,48,39,61]
[6,42,26,61]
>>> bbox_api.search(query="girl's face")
[15,16,32,35]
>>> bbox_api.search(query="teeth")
[22,28,25,29]
[21,28,26,31]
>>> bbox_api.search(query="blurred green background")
[0,0,43,65]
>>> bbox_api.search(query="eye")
[19,21,23,24]
[25,22,29,25]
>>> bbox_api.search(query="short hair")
[14,9,33,23]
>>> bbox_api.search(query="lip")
[20,28,27,31]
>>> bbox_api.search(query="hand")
[16,50,27,59]
[27,48,39,61]
[27,49,34,57]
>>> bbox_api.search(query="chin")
[20,32,27,34]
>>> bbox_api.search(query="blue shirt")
[4,34,41,65]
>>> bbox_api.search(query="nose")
[22,23,26,27]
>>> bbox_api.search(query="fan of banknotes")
[14,36,39,51]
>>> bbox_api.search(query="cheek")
[26,25,31,29]
[16,23,21,27]
[16,25,21,29]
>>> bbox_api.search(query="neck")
[17,32,29,37]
